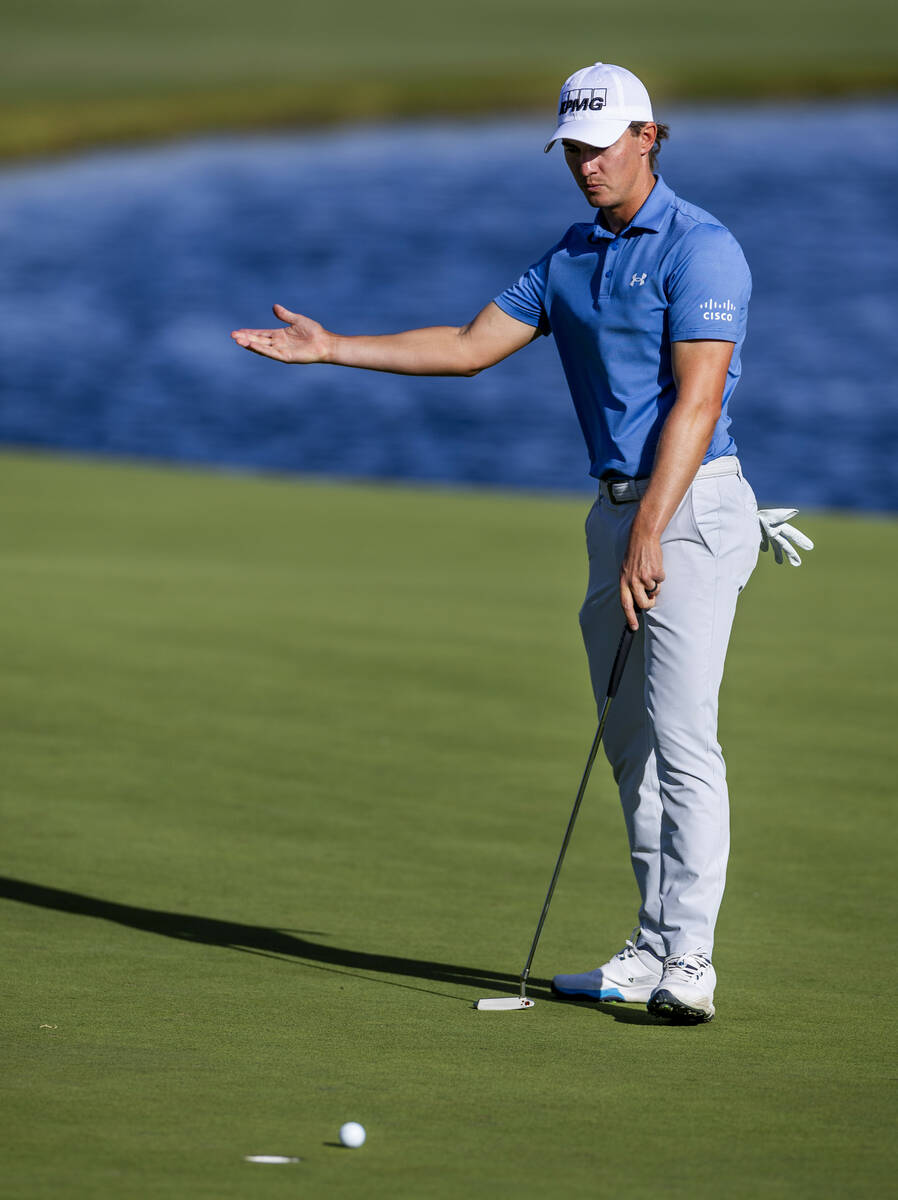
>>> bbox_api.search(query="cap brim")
[544,116,632,153]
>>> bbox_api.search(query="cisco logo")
[700,298,736,322]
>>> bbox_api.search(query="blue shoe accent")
[551,936,664,1003]
[550,979,625,1002]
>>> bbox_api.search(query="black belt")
[599,477,650,504]
[598,457,742,505]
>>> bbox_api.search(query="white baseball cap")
[545,63,653,153]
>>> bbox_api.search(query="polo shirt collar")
[590,175,674,239]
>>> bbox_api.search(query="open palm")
[231,304,332,364]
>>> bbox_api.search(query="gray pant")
[579,459,759,959]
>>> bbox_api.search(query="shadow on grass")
[1,875,662,1021]
[0,875,530,1002]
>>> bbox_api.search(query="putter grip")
[606,622,636,699]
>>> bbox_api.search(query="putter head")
[475,997,535,1011]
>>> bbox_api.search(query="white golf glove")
[758,508,814,566]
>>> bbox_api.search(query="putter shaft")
[519,619,636,1000]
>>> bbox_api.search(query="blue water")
[1,102,896,509]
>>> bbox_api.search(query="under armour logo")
[629,273,647,287]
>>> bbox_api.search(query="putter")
[476,616,638,1011]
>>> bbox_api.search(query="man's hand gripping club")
[619,523,665,632]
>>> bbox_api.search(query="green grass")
[3,450,896,1198]
[2,0,897,158]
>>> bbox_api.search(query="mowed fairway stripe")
[2,452,895,1199]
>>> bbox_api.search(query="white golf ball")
[339,1121,366,1149]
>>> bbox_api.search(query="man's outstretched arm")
[231,301,540,377]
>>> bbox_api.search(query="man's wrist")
[630,504,665,542]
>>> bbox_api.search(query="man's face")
[562,126,652,210]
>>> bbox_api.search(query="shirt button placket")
[600,238,619,298]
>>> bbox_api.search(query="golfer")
[232,62,811,1023]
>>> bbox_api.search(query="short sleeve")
[493,248,554,336]
[666,225,751,344]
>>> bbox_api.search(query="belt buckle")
[608,479,636,505]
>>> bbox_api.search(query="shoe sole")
[550,980,655,1004]
[647,989,715,1024]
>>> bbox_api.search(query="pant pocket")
[661,481,720,554]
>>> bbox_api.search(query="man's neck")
[599,175,656,235]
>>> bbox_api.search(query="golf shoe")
[552,933,663,1003]
[647,951,716,1023]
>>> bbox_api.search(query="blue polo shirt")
[494,176,751,479]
